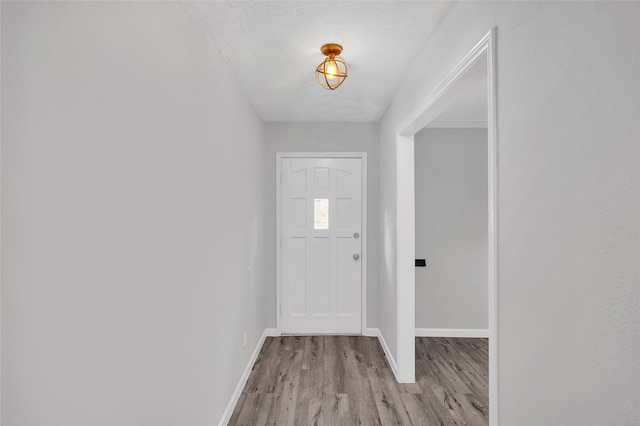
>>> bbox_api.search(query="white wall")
[263,122,379,329]
[1,2,266,424]
[379,2,639,424]
[415,128,488,330]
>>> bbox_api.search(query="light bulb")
[325,59,338,81]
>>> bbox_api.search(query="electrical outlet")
[243,330,247,348]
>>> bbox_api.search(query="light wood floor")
[229,336,488,425]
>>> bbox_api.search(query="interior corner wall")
[414,128,488,330]
[263,122,380,330]
[1,2,266,425]
[378,2,639,424]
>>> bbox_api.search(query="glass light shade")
[315,55,348,90]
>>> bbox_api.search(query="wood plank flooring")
[229,336,488,425]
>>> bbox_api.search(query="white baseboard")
[264,327,278,337]
[363,327,379,337]
[415,328,489,338]
[365,328,400,382]
[218,328,271,426]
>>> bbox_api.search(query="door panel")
[281,157,362,334]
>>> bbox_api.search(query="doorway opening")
[395,29,498,424]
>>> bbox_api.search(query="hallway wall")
[263,122,380,329]
[415,128,488,330]
[1,2,266,424]
[378,2,639,424]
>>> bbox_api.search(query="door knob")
[353,253,360,260]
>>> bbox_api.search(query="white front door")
[280,157,363,334]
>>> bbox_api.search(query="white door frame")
[276,152,368,336]
[394,28,499,425]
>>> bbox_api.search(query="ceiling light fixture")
[315,43,348,90]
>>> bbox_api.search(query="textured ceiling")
[184,1,454,122]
